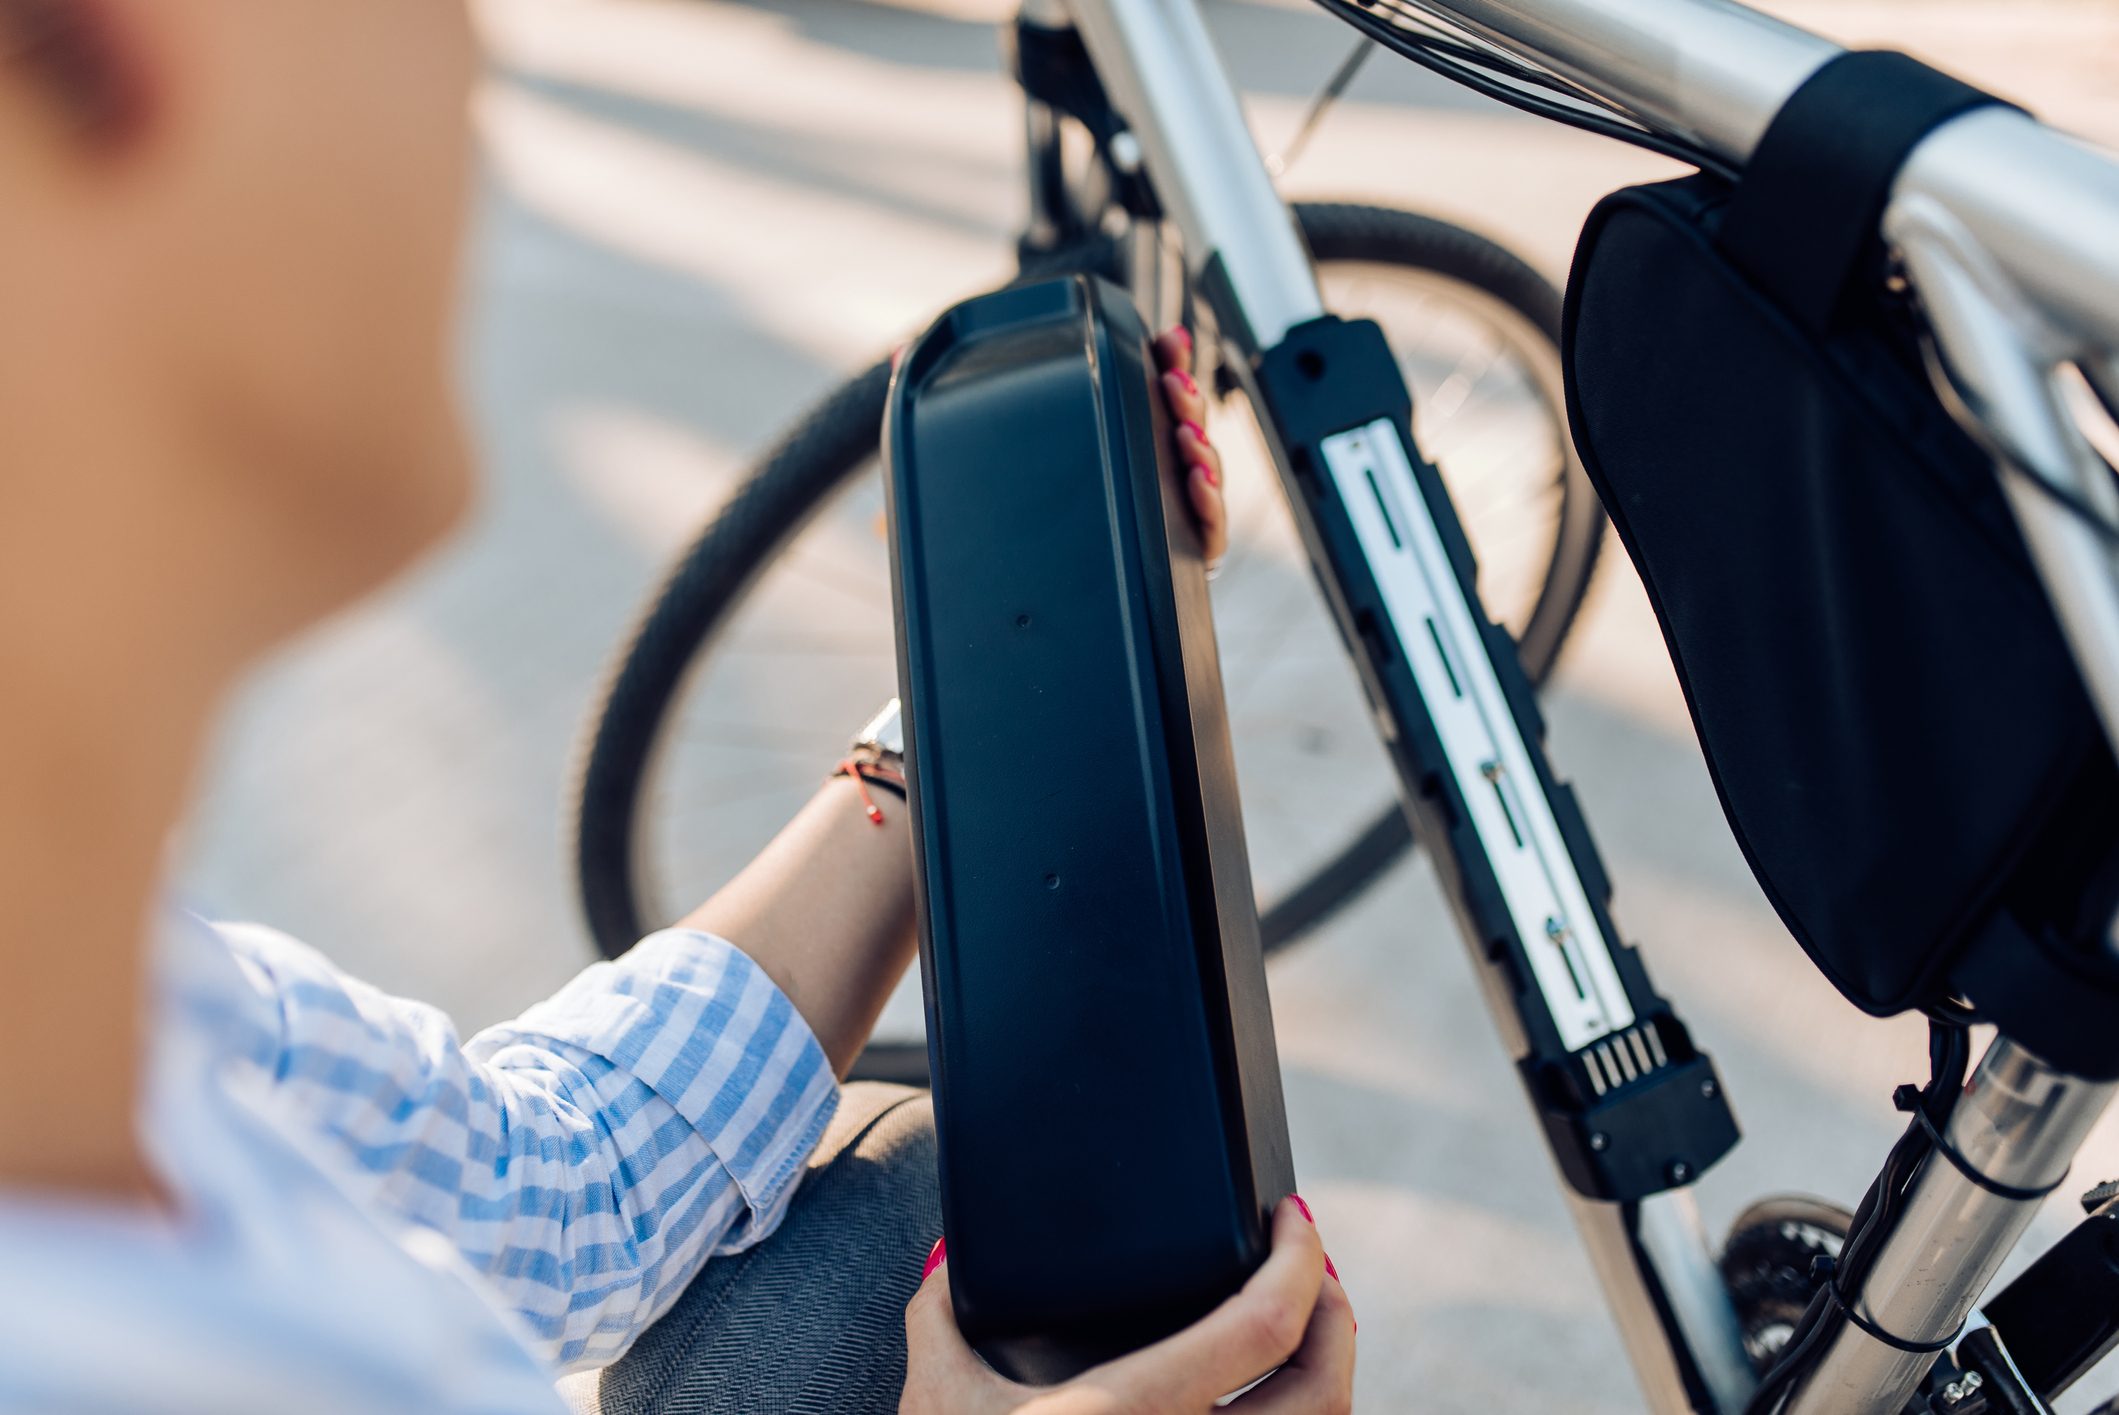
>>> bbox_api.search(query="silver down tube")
[1784,1038,2116,1414]
[1581,1191,1757,1415]
[1060,0,1320,355]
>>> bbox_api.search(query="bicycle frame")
[1023,0,2119,1411]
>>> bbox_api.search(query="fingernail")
[1167,325,1192,351]
[921,1236,946,1280]
[1291,1193,1315,1224]
[1324,1252,1340,1282]
[1194,461,1219,488]
[1174,369,1198,395]
[1180,419,1208,445]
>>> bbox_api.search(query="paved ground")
[176,1,2119,1409]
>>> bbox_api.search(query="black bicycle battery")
[882,275,1295,1384]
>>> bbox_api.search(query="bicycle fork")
[1058,0,1752,1408]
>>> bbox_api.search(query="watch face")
[857,698,905,757]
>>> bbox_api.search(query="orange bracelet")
[830,757,908,826]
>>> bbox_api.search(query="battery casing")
[883,276,1295,1382]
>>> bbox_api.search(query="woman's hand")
[902,1196,1355,1415]
[1153,326,1229,568]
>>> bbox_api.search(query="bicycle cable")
[2009,444,2119,548]
[1916,334,2119,551]
[1741,1019,1974,1414]
[1355,0,1646,120]
[1306,0,1742,181]
[1271,38,1378,176]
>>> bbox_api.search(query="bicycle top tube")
[1376,0,2119,357]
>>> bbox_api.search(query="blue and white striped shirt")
[0,912,839,1413]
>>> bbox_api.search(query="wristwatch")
[850,698,905,773]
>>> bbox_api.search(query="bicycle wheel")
[573,203,1599,1081]
[1719,1196,1853,1373]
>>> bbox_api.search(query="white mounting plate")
[1320,419,1633,1051]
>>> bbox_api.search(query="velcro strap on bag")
[1717,50,2016,333]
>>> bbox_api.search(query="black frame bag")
[1561,51,2119,1076]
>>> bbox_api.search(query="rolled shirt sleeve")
[211,921,839,1374]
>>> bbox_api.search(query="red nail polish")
[1291,1193,1314,1224]
[1168,325,1192,351]
[1195,461,1219,488]
[1180,419,1208,445]
[1174,369,1198,395]
[1324,1253,1340,1282]
[921,1236,947,1280]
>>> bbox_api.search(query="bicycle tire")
[572,203,1601,1023]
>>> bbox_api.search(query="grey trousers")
[559,1083,941,1415]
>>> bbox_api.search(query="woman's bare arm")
[677,775,917,1078]
[679,326,1220,1079]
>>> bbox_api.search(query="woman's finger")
[1161,367,1207,430]
[1187,464,1228,565]
[1154,324,1195,379]
[1080,1197,1328,1410]
[1175,419,1227,561]
[902,1245,1019,1415]
[1153,326,1226,557]
[1175,420,1221,484]
[1224,1259,1356,1415]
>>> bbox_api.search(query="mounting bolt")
[1700,1079,1718,1101]
[1108,131,1143,175]
[1667,1160,1692,1184]
[1588,1132,1610,1153]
